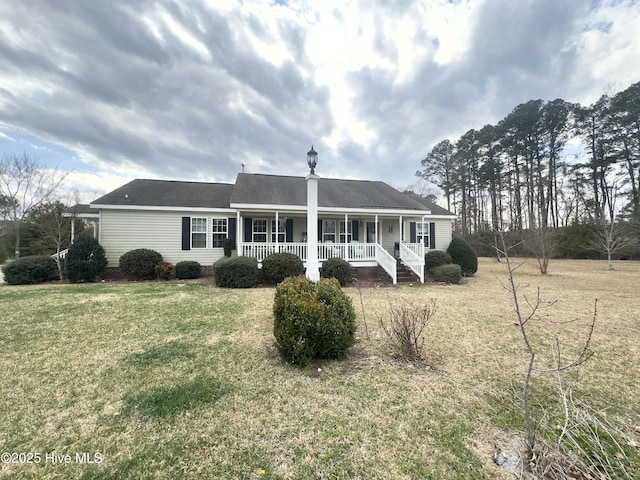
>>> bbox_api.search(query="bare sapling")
[494,232,598,476]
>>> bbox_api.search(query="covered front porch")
[235,211,427,284]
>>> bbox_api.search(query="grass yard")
[0,258,638,479]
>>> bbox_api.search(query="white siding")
[380,219,401,252]
[100,209,229,267]
[401,218,453,251]
[433,218,453,250]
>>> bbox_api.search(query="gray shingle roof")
[91,179,234,209]
[65,204,100,216]
[230,173,433,210]
[90,175,456,215]
[403,193,456,216]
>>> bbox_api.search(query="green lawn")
[0,259,638,479]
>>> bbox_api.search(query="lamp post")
[306,146,320,281]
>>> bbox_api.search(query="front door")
[366,222,377,243]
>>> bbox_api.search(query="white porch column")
[236,211,241,254]
[398,216,402,242]
[375,215,378,243]
[71,218,76,243]
[306,173,320,281]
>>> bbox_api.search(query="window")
[253,219,267,242]
[191,217,207,248]
[322,220,336,243]
[416,222,430,246]
[212,218,228,248]
[339,221,352,243]
[271,219,286,243]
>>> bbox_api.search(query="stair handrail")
[399,243,424,283]
[375,244,397,284]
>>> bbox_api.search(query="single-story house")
[89,173,456,283]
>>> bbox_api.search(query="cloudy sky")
[0,0,639,202]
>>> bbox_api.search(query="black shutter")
[182,217,191,250]
[285,219,293,242]
[429,222,436,249]
[410,222,416,243]
[243,217,252,242]
[228,218,237,250]
[318,219,323,241]
[351,220,359,241]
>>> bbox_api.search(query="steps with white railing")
[51,249,69,260]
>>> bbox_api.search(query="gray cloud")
[0,0,637,193]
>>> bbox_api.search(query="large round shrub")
[261,252,304,284]
[175,261,201,279]
[273,276,356,366]
[213,256,258,288]
[2,255,59,285]
[432,264,462,284]
[65,233,108,282]
[425,250,452,272]
[320,257,352,286]
[119,248,163,280]
[446,237,478,276]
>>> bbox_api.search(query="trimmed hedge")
[2,255,60,285]
[65,233,108,283]
[119,249,163,280]
[425,250,452,272]
[320,257,352,286]
[432,264,462,284]
[213,256,258,288]
[447,237,478,276]
[261,252,304,284]
[175,261,201,279]
[273,276,356,366]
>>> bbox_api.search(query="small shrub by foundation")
[425,250,452,273]
[175,261,201,279]
[261,252,304,284]
[155,261,176,280]
[432,264,462,284]
[213,256,258,288]
[119,249,163,280]
[2,255,59,285]
[320,257,352,286]
[273,276,356,366]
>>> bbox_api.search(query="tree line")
[417,81,640,267]
[417,82,640,234]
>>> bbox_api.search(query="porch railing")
[375,244,397,285]
[240,242,376,263]
[403,242,424,259]
[399,243,424,283]
[240,241,402,283]
[240,242,307,261]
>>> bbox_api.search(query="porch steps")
[350,264,420,284]
[396,261,421,284]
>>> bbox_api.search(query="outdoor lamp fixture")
[307,145,318,174]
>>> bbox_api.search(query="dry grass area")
[0,258,638,479]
